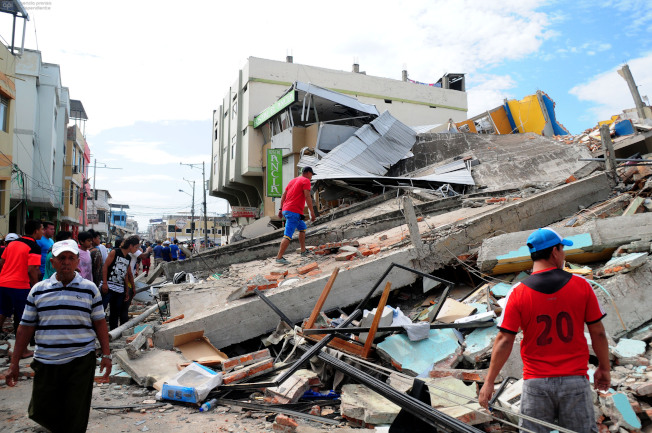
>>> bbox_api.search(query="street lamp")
[179,181,195,254]
[180,161,208,251]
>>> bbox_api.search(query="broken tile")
[439,403,492,425]
[612,338,646,362]
[601,392,642,431]
[377,329,461,376]
[340,384,401,426]
[265,375,310,404]
[426,376,476,408]
[463,325,498,365]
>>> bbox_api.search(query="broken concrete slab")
[340,384,401,426]
[265,375,310,404]
[596,252,649,277]
[439,404,493,426]
[612,338,647,362]
[222,349,271,372]
[600,392,642,431]
[240,216,275,239]
[222,358,275,385]
[427,376,476,408]
[463,325,499,365]
[478,212,652,275]
[115,348,186,387]
[595,259,652,338]
[377,329,461,376]
[489,282,512,298]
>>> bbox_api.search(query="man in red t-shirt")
[0,220,43,356]
[479,228,610,433]
[275,167,316,265]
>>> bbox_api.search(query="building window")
[231,136,236,160]
[242,84,248,93]
[185,228,191,234]
[0,96,8,133]
[231,101,237,120]
[98,210,106,222]
[242,127,247,136]
[94,190,98,200]
[168,225,176,233]
[70,183,74,205]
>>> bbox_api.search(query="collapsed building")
[38,83,652,431]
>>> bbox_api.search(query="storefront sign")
[266,148,283,198]
[231,206,258,218]
[87,213,99,224]
[175,219,188,229]
[253,90,296,128]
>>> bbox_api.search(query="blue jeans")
[282,211,307,240]
[521,376,597,433]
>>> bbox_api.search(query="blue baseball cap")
[526,228,573,253]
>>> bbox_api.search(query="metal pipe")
[301,320,494,335]
[108,301,164,340]
[216,399,339,425]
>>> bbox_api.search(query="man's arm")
[277,191,287,218]
[92,318,112,379]
[0,257,5,274]
[303,189,316,221]
[6,325,36,386]
[478,331,516,409]
[28,265,40,287]
[588,321,611,391]
[125,266,135,301]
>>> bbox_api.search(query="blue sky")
[1,0,651,229]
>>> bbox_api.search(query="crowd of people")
[0,221,197,431]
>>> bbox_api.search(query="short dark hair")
[121,235,140,249]
[42,220,54,229]
[529,244,560,261]
[24,219,42,236]
[55,230,72,242]
[78,231,93,243]
[174,239,178,244]
[88,229,101,240]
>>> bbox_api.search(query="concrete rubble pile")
[101,135,652,432]
[5,134,652,432]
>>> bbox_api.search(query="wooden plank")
[623,197,645,216]
[304,267,340,329]
[361,281,392,358]
[303,333,373,359]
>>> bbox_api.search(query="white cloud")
[105,140,210,165]
[569,51,652,120]
[0,0,555,133]
[466,74,517,116]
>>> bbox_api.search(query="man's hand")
[5,362,20,387]
[310,214,316,222]
[594,366,611,391]
[101,283,109,294]
[99,357,112,379]
[478,382,495,410]
[278,210,283,219]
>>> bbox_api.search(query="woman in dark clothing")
[100,235,140,330]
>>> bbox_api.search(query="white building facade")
[11,49,69,230]
[211,57,467,217]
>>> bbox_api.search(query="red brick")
[222,359,274,384]
[314,250,326,255]
[309,405,321,416]
[307,270,322,277]
[126,335,138,344]
[272,424,296,433]
[270,270,288,276]
[275,414,298,428]
[360,249,373,257]
[147,337,154,349]
[416,217,424,222]
[370,247,381,255]
[298,262,318,274]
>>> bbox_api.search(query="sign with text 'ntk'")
[267,148,283,198]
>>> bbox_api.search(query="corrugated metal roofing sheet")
[295,82,379,117]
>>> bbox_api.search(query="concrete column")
[352,63,359,73]
[402,70,408,82]
[618,64,648,121]
[600,124,618,180]
[402,196,426,259]
[286,55,293,63]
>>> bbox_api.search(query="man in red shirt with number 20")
[479,228,611,433]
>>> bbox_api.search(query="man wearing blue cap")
[479,228,611,433]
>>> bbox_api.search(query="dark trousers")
[29,351,96,433]
[0,287,30,332]
[108,290,131,330]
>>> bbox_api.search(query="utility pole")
[179,179,196,254]
[92,158,97,229]
[180,161,209,251]
[618,64,649,121]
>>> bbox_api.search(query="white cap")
[130,249,142,258]
[163,240,170,245]
[4,233,19,241]
[52,239,79,257]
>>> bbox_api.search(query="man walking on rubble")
[479,228,611,433]
[275,167,316,265]
[6,239,111,433]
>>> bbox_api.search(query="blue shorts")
[283,211,307,240]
